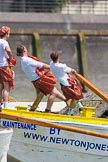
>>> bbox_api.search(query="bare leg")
[3,82,10,108]
[70,99,77,109]
[52,87,66,101]
[66,99,77,115]
[45,87,66,112]
[46,93,56,111]
[66,99,72,107]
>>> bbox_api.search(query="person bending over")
[16,44,67,113]
[50,51,83,115]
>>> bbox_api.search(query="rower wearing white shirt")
[50,51,83,115]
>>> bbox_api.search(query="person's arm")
[5,46,12,61]
[43,63,50,70]
[28,58,50,71]
[63,63,76,74]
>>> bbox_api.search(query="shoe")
[51,111,59,114]
[28,106,35,112]
[79,108,82,112]
[67,108,74,116]
[28,108,42,113]
[77,102,83,113]
[28,108,35,112]
[44,109,51,113]
[28,105,39,112]
[77,102,83,108]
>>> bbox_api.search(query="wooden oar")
[0,112,108,139]
[74,72,108,103]
[29,92,44,111]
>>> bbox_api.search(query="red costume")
[0,67,14,89]
[61,74,83,100]
[29,55,57,95]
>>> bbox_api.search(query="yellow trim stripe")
[2,108,108,125]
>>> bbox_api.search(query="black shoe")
[79,108,82,112]
[28,108,35,112]
[44,109,51,113]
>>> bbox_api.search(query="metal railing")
[0,0,108,14]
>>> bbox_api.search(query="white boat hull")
[1,101,108,162]
[0,128,13,162]
[1,119,108,162]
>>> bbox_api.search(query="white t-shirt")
[50,61,71,86]
[0,39,9,67]
[21,56,44,81]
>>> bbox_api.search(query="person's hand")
[7,57,16,67]
[71,69,76,74]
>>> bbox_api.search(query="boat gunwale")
[2,108,108,126]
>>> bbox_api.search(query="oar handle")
[30,92,44,111]
[74,72,108,103]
